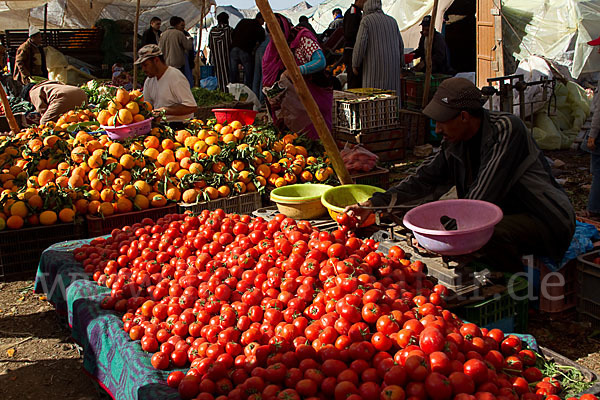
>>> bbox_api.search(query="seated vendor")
[28,80,88,125]
[135,44,197,129]
[346,77,575,271]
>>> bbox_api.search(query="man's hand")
[588,136,596,151]
[344,199,373,224]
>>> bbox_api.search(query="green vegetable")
[535,350,594,397]
[191,87,235,107]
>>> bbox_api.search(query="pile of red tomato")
[74,211,596,400]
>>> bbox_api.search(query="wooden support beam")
[422,0,440,109]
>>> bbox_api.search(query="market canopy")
[0,0,214,31]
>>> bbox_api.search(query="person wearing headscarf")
[262,14,333,139]
[209,12,233,92]
[352,0,404,100]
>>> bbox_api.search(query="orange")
[166,187,181,201]
[217,185,231,198]
[233,182,246,193]
[122,184,137,198]
[119,154,135,169]
[115,88,130,105]
[144,136,160,149]
[232,160,245,172]
[43,135,59,147]
[9,201,27,218]
[229,120,242,130]
[220,125,233,135]
[125,101,139,115]
[100,188,115,202]
[118,170,132,183]
[184,136,199,149]
[75,199,89,215]
[129,89,143,101]
[68,174,84,188]
[238,171,251,184]
[88,200,101,215]
[175,169,189,179]
[98,202,114,217]
[175,130,191,144]
[88,154,103,169]
[134,194,150,210]
[205,136,219,146]
[117,109,133,125]
[57,162,70,175]
[143,148,159,160]
[193,140,208,154]
[55,176,68,188]
[38,170,55,186]
[28,194,43,210]
[108,142,126,158]
[165,162,180,175]
[87,189,101,201]
[207,145,221,156]
[134,181,152,196]
[161,138,175,150]
[182,189,199,203]
[58,208,75,223]
[39,210,58,226]
[133,114,145,123]
[257,164,271,178]
[179,157,193,170]
[149,193,167,207]
[189,163,203,174]
[117,197,133,213]
[107,100,122,116]
[97,110,111,126]
[222,133,236,143]
[175,147,191,161]
[204,186,219,200]
[6,215,24,229]
[157,150,175,166]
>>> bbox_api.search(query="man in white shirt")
[135,44,197,126]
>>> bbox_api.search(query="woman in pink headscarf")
[262,14,333,139]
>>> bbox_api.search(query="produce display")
[0,95,35,115]
[192,87,236,107]
[0,86,335,230]
[75,211,596,400]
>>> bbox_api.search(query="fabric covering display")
[34,237,541,399]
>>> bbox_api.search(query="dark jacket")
[413,30,452,75]
[14,39,47,85]
[142,27,161,46]
[371,111,575,262]
[297,21,318,39]
[343,4,363,48]
[231,19,265,54]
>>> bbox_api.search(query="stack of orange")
[96,88,152,127]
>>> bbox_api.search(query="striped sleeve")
[466,115,529,202]
[352,19,368,69]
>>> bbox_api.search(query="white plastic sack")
[226,83,260,111]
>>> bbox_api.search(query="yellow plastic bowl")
[270,184,333,219]
[321,184,386,227]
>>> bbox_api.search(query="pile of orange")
[0,90,336,230]
[96,88,152,127]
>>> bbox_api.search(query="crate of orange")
[0,221,86,280]
[178,191,262,216]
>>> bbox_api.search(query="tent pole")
[132,0,141,89]
[255,0,352,185]
[422,0,439,109]
[0,83,20,134]
[43,3,48,45]
[194,1,206,87]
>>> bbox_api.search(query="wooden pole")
[132,0,141,89]
[422,0,439,108]
[255,0,353,185]
[0,83,20,134]
[194,1,206,87]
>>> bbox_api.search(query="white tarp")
[0,0,214,31]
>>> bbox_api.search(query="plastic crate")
[179,191,262,215]
[455,274,529,332]
[334,129,406,164]
[86,205,178,238]
[350,167,390,189]
[523,255,578,313]
[399,109,429,149]
[334,94,400,133]
[0,222,86,281]
[345,88,396,96]
[401,74,451,111]
[577,250,600,328]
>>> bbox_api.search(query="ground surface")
[0,148,598,398]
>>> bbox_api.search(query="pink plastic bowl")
[101,118,153,140]
[212,108,257,125]
[402,199,503,256]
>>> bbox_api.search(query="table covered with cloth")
[34,239,181,400]
[33,238,539,400]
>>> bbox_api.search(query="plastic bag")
[340,143,378,173]
[264,76,313,135]
[200,76,218,90]
[227,83,260,111]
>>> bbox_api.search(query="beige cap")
[134,44,163,65]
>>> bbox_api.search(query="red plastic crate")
[86,205,178,237]
[524,256,578,313]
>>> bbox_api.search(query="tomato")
[518,349,536,366]
[428,351,451,374]
[334,381,358,400]
[463,358,489,384]
[449,371,475,394]
[460,323,482,339]
[381,385,406,400]
[419,327,445,354]
[150,351,169,370]
[500,337,522,356]
[178,376,200,399]
[405,355,429,381]
[384,365,407,387]
[425,372,453,400]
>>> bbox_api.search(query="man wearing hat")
[14,26,48,87]
[135,44,197,127]
[580,36,600,220]
[411,15,453,75]
[347,77,575,271]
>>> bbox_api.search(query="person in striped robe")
[352,0,404,102]
[209,12,233,92]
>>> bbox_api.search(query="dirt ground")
[0,147,599,399]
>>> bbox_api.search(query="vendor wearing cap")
[135,44,197,128]
[411,15,453,75]
[347,77,575,270]
[14,26,48,95]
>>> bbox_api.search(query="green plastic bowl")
[321,184,385,226]
[270,184,333,219]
